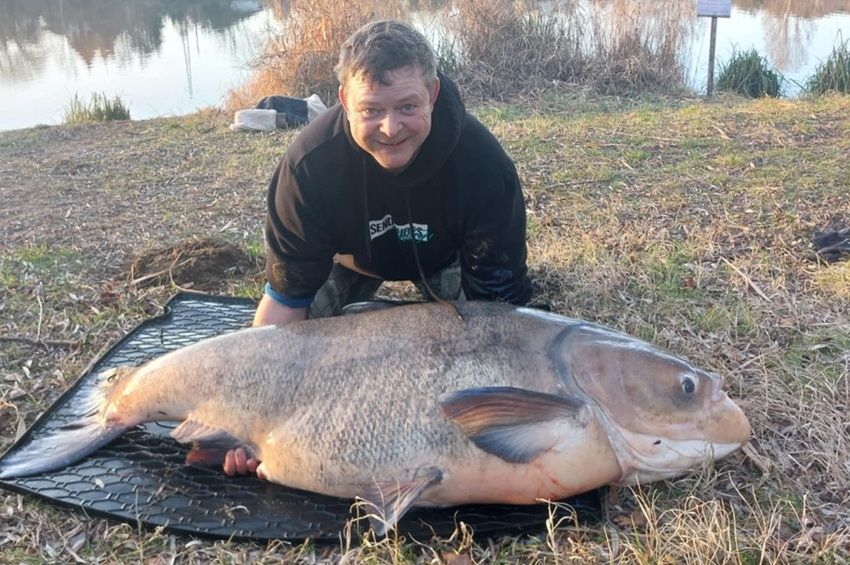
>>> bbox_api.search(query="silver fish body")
[0,301,751,533]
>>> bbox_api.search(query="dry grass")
[444,0,694,100]
[2,92,850,561]
[223,0,403,111]
[225,0,696,110]
[439,0,587,100]
[584,0,693,94]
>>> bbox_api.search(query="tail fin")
[0,368,132,479]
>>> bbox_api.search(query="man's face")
[339,65,440,173]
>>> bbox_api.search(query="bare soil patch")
[128,237,262,292]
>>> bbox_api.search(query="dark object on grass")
[813,227,850,263]
[0,293,600,542]
[256,95,309,127]
[716,49,782,98]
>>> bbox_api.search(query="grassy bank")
[1,92,848,562]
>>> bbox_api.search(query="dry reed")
[224,0,403,111]
[226,0,696,109]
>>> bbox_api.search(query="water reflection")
[733,0,844,73]
[688,0,850,95]
[735,0,850,18]
[2,0,849,84]
[0,0,276,83]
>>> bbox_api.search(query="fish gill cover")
[0,293,600,541]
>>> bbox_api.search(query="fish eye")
[681,377,696,395]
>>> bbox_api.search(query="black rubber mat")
[0,293,600,541]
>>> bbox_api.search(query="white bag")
[228,109,277,132]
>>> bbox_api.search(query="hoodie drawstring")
[405,187,462,320]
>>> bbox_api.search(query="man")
[225,20,532,475]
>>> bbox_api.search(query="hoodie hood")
[343,71,466,189]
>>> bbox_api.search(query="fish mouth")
[597,410,750,485]
[615,437,748,485]
[706,396,752,445]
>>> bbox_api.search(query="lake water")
[690,1,850,95]
[0,0,281,131]
[1,0,849,132]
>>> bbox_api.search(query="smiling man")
[226,19,533,475]
[250,19,532,334]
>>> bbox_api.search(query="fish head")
[557,325,751,484]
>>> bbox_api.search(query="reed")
[584,0,692,94]
[63,93,131,124]
[223,0,402,111]
[227,0,695,109]
[716,49,782,98]
[442,0,586,100]
[443,0,692,99]
[806,39,850,95]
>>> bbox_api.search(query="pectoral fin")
[360,466,443,537]
[439,386,586,464]
[170,419,255,467]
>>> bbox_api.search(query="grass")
[716,49,783,98]
[806,39,850,95]
[63,93,131,124]
[2,91,850,561]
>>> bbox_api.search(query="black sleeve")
[459,166,532,305]
[264,158,335,301]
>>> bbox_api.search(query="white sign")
[697,0,731,17]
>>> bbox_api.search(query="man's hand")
[223,448,260,476]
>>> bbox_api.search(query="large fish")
[0,302,750,534]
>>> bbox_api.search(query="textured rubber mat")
[0,293,600,541]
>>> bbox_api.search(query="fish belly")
[254,398,622,506]
[421,413,623,506]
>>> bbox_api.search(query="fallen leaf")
[15,416,26,441]
[612,510,647,528]
[440,552,474,565]
[742,442,771,473]
[69,529,87,552]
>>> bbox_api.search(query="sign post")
[697,0,732,96]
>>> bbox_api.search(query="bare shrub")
[227,0,696,109]
[224,0,403,111]
[439,0,692,100]
[442,0,587,100]
[585,0,693,94]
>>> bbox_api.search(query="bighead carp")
[0,302,750,534]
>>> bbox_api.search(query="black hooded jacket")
[264,73,532,305]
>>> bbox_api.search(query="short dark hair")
[336,20,437,88]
